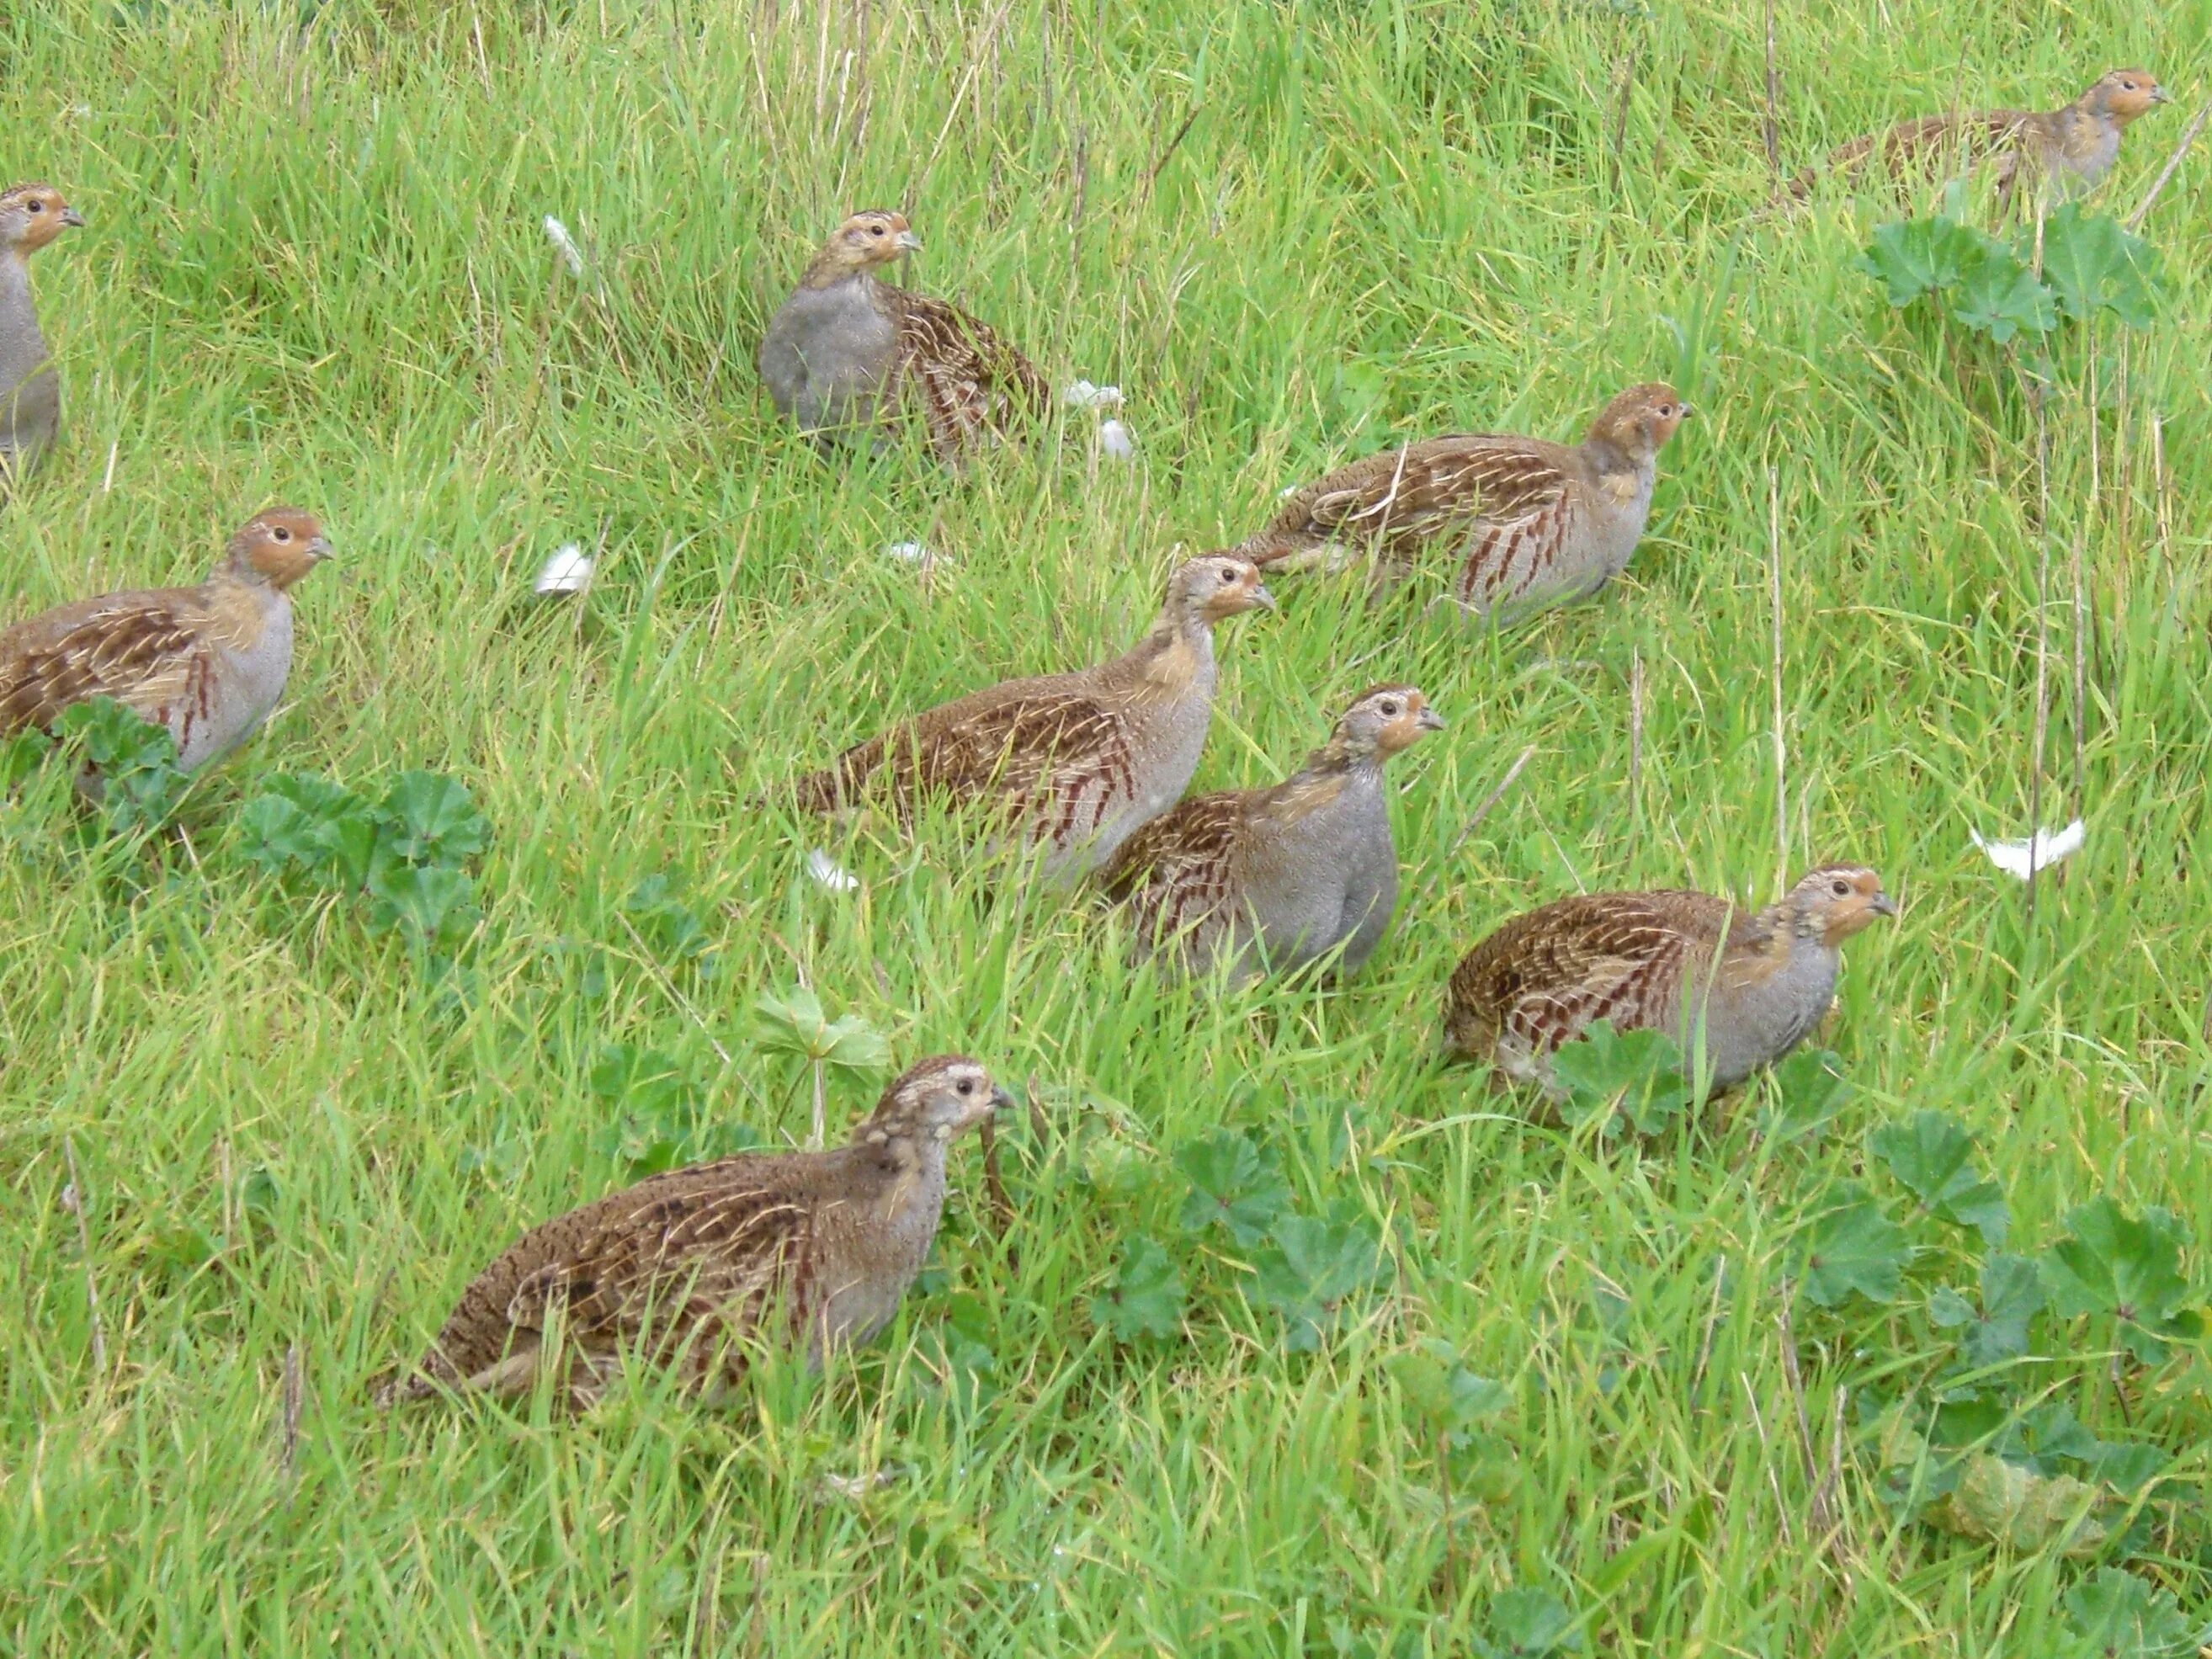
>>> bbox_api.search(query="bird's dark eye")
[1831,879,1851,898]
[955,1078,974,1095]
[24,200,42,214]
[1380,701,1400,716]
[272,527,291,542]
[869,224,885,237]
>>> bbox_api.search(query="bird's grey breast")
[183,598,295,770]
[761,281,898,431]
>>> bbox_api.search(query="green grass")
[5,0,2211,1651]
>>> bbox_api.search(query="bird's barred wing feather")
[1099,791,1251,942]
[1795,109,2033,197]
[0,593,212,735]
[1276,437,1571,553]
[884,290,1050,460]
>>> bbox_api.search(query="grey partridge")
[1101,683,1444,984]
[1235,384,1691,623]
[1789,70,2169,208]
[375,1056,1009,1410]
[758,209,1050,463]
[788,556,1274,884]
[1444,864,1895,1094]
[0,508,332,774]
[0,183,88,478]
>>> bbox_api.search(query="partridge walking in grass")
[1235,384,1691,623]
[374,1056,1009,1411]
[1444,864,1896,1094]
[788,556,1274,883]
[1,183,88,478]
[758,210,1050,463]
[0,508,332,774]
[1789,70,2169,208]
[1101,684,1444,984]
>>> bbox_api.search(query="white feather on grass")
[806,849,859,893]
[1970,820,2085,880]
[542,215,586,278]
[1098,418,1135,461]
[534,543,594,595]
[1062,380,1125,411]
[882,540,935,565]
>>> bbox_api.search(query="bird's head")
[806,209,922,283]
[1334,683,1446,760]
[226,508,333,592]
[1166,555,1275,625]
[1785,864,1897,946]
[2083,70,2168,124]
[0,183,86,257]
[1586,381,1693,462]
[861,1055,1009,1146]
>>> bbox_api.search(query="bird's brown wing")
[793,676,1132,831]
[882,290,1050,461]
[1449,891,1730,1058]
[1794,108,2033,198]
[384,1158,814,1402]
[1098,790,1252,943]
[1251,436,1572,569]
[0,590,213,736]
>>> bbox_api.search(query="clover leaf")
[1871,1110,2010,1247]
[1548,1018,1690,1135]
[1251,1206,1387,1352]
[2040,1198,2204,1364]
[2037,204,2160,328]
[1091,1235,1185,1343]
[1795,1183,1909,1307]
[2062,1567,2209,1657]
[1176,1129,1291,1248]
[1930,1252,2045,1369]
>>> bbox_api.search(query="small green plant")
[1857,202,2158,346]
[752,985,892,1144]
[1547,1019,1690,1135]
[53,698,192,835]
[1249,1202,1389,1353]
[1090,1235,1185,1343]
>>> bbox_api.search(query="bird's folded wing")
[1099,791,1250,927]
[1280,437,1571,548]
[1465,894,1717,1053]
[0,594,210,732]
[885,290,1050,458]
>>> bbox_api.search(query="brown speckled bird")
[1102,683,1444,984]
[1,182,88,477]
[1235,384,1691,622]
[789,556,1274,884]
[758,209,1050,463]
[1789,70,2169,207]
[1444,864,1895,1093]
[0,508,331,774]
[375,1055,1010,1411]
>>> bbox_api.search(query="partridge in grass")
[758,209,1050,463]
[1236,384,1691,622]
[0,183,88,478]
[1789,70,2169,208]
[0,508,332,774]
[375,1056,1009,1411]
[789,556,1275,884]
[1101,683,1444,984]
[1444,864,1896,1094]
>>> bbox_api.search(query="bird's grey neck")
[1292,741,1384,784]
[0,255,42,367]
[800,264,880,295]
[1581,433,1651,480]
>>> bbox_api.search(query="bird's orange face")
[229,508,333,591]
[819,209,921,277]
[1349,684,1445,756]
[1793,865,1898,944]
[1590,381,1694,456]
[0,183,85,255]
[1188,556,1276,622]
[2092,70,2168,124]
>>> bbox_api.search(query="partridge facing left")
[0,182,88,477]
[1445,864,1895,1095]
[787,556,1274,885]
[1236,383,1691,623]
[1101,684,1444,984]
[375,1055,1010,1412]
[758,210,1050,464]
[0,508,332,775]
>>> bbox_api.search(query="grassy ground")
[4,0,2210,1651]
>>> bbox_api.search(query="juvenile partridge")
[0,508,332,774]
[1236,384,1691,622]
[1444,864,1895,1093]
[1789,70,2169,207]
[788,556,1274,884]
[374,1056,1009,1411]
[1101,683,1444,984]
[758,210,1050,463]
[0,183,88,477]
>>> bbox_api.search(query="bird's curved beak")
[1416,705,1447,732]
[987,1084,1015,1114]
[2152,86,2172,104]
[896,229,923,253]
[307,534,335,564]
[61,207,86,229]
[1248,582,1278,613]
[1677,401,1695,420]
[1870,891,1898,917]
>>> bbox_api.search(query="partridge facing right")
[1444,864,1896,1094]
[1101,683,1444,984]
[1,182,88,477]
[1234,383,1691,623]
[1789,69,2168,209]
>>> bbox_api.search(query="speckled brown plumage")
[1445,864,1896,1093]
[1789,70,2169,207]
[1102,684,1444,982]
[787,556,1273,884]
[757,210,1049,463]
[374,1056,1010,1411]
[1235,384,1691,621]
[0,508,331,774]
